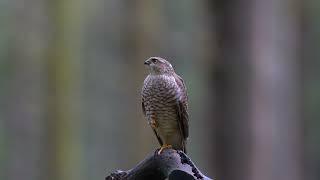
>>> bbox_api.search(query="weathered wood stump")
[105,149,213,180]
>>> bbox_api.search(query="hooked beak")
[144,59,151,65]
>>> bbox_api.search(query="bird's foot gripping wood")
[157,144,172,155]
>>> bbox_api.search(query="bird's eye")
[151,58,157,63]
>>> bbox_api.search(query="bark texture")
[106,149,213,180]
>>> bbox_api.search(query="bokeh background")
[0,0,319,180]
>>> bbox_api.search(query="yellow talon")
[158,144,172,155]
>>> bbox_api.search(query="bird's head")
[144,57,174,75]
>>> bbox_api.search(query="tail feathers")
[182,140,187,154]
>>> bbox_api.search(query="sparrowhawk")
[141,57,189,154]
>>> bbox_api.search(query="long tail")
[182,140,187,154]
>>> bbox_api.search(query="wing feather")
[174,74,189,152]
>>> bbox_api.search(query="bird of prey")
[141,57,189,154]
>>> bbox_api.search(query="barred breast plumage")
[141,57,189,153]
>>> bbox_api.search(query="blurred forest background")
[0,0,319,180]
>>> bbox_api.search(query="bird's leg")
[149,118,158,129]
[157,144,172,155]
